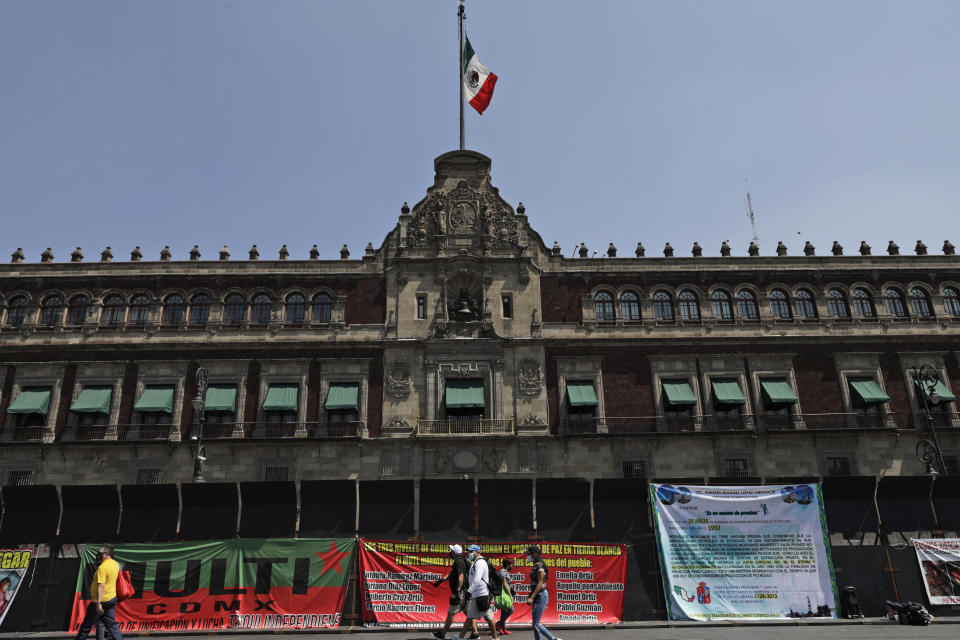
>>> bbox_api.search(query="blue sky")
[1,0,958,262]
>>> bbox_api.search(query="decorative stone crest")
[406,181,518,249]
[386,362,411,398]
[519,414,545,426]
[518,359,543,396]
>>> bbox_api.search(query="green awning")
[325,383,359,410]
[914,379,957,403]
[849,378,890,404]
[263,384,299,411]
[204,385,237,412]
[760,379,799,405]
[566,381,599,408]
[6,388,51,415]
[134,386,174,414]
[712,379,746,405]
[70,386,112,414]
[663,381,697,407]
[445,379,485,409]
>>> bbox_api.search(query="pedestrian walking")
[458,544,499,640]
[494,558,516,635]
[432,544,468,640]
[74,545,124,640]
[525,546,561,640]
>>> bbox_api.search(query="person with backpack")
[494,558,516,635]
[457,545,499,640]
[525,546,561,640]
[73,545,124,640]
[432,544,468,640]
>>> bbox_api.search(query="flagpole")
[458,1,465,150]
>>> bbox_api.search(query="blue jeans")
[531,590,554,640]
[74,598,123,640]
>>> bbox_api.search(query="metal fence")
[416,418,514,436]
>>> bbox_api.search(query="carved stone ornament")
[385,417,410,431]
[519,414,545,426]
[406,181,518,249]
[386,362,411,398]
[518,359,543,396]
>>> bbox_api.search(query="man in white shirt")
[458,545,498,640]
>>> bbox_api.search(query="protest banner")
[358,539,625,627]
[913,538,960,605]
[650,483,838,621]
[0,548,32,627]
[69,539,354,631]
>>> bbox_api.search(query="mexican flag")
[462,36,497,114]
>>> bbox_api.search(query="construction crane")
[745,178,759,245]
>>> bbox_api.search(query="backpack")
[481,559,505,594]
[116,569,135,602]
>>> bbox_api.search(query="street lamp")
[191,366,209,482]
[913,364,946,476]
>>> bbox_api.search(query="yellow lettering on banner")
[1,552,10,569]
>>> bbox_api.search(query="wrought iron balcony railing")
[416,419,515,436]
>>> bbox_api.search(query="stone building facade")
[1,150,959,512]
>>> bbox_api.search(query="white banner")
[0,548,32,627]
[914,538,960,605]
[650,484,838,621]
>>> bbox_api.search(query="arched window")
[944,287,960,317]
[162,294,186,325]
[885,288,908,318]
[653,291,673,321]
[101,295,125,325]
[770,289,792,319]
[223,293,247,325]
[678,290,700,321]
[189,294,211,325]
[794,289,817,319]
[40,295,64,326]
[128,295,151,326]
[711,291,733,320]
[250,294,272,324]
[910,287,933,318]
[594,291,615,322]
[6,296,28,327]
[737,290,759,320]
[285,293,307,323]
[852,288,875,318]
[826,289,849,318]
[619,291,640,321]
[312,293,333,323]
[67,295,89,326]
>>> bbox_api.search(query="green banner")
[70,538,355,631]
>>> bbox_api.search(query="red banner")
[359,539,626,627]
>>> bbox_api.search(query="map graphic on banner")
[650,483,838,621]
[358,539,626,627]
[69,539,354,631]
[0,548,32,628]
[913,538,960,605]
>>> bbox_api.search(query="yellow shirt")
[89,557,120,602]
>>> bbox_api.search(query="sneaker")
[501,629,512,635]
[432,632,446,640]
[470,634,480,639]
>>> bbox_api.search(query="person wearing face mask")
[524,546,561,640]
[458,545,499,640]
[74,545,124,640]
[432,544,468,640]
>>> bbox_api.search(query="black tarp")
[932,475,960,530]
[419,479,474,541]
[478,479,532,540]
[300,480,356,537]
[830,545,894,617]
[118,484,178,542]
[822,476,878,535]
[0,485,60,545]
[59,485,120,543]
[238,481,297,538]
[358,480,414,538]
[0,555,79,631]
[179,482,239,540]
[876,476,935,532]
[535,478,592,541]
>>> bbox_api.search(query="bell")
[455,300,473,318]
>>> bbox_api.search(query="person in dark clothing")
[433,544,468,640]
[525,546,561,640]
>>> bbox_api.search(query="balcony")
[5,426,48,443]
[193,422,363,440]
[416,419,515,436]
[564,415,755,435]
[764,412,896,431]
[60,424,174,442]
